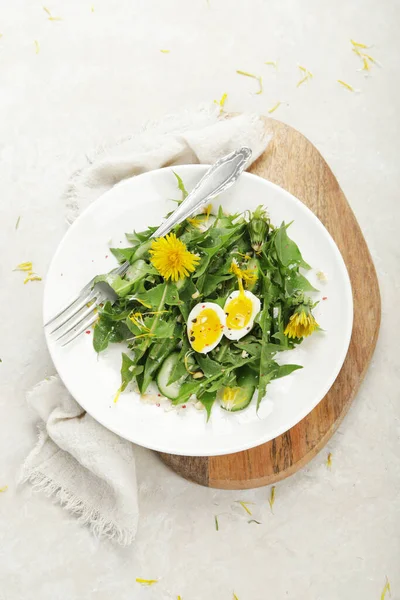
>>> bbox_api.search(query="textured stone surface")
[0,0,399,598]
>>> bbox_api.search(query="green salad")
[93,176,320,417]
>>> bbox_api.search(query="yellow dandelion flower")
[284,306,319,339]
[149,233,200,281]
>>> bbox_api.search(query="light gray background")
[0,1,399,599]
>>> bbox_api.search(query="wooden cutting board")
[158,118,381,489]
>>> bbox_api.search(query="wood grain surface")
[158,118,381,489]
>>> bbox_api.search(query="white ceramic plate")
[44,166,353,456]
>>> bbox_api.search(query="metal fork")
[45,146,252,346]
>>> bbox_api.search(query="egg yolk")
[225,292,253,330]
[189,308,223,352]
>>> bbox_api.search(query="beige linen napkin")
[21,104,272,545]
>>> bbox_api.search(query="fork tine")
[49,290,97,334]
[61,313,99,347]
[55,302,100,342]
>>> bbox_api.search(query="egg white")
[187,302,226,354]
[223,290,261,341]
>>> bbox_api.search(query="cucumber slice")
[157,352,188,400]
[220,367,257,412]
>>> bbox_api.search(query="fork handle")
[152,147,252,239]
[114,147,252,277]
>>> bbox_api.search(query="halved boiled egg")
[223,290,261,340]
[187,302,226,354]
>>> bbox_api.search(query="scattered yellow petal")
[326,452,333,469]
[24,274,42,284]
[34,40,40,54]
[362,53,379,65]
[177,597,182,600]
[361,57,370,71]
[236,70,263,94]
[160,49,170,53]
[352,47,363,58]
[296,75,309,88]
[0,486,8,493]
[350,39,369,49]
[113,387,122,404]
[265,60,278,69]
[136,578,158,586]
[214,515,219,530]
[43,7,62,21]
[91,5,94,12]
[233,594,239,600]
[0,33,3,39]
[235,500,254,516]
[268,485,276,512]
[337,79,354,91]
[268,101,281,114]
[14,262,33,272]
[214,92,228,113]
[381,576,391,600]
[15,216,21,230]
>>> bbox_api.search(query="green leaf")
[110,247,137,264]
[257,277,273,410]
[285,272,317,294]
[93,273,135,298]
[93,315,127,352]
[202,274,234,297]
[135,283,183,309]
[198,390,217,421]
[173,171,188,201]
[120,352,144,391]
[143,315,175,339]
[93,318,113,353]
[272,363,303,379]
[274,223,310,269]
[195,354,222,377]
[168,338,192,385]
